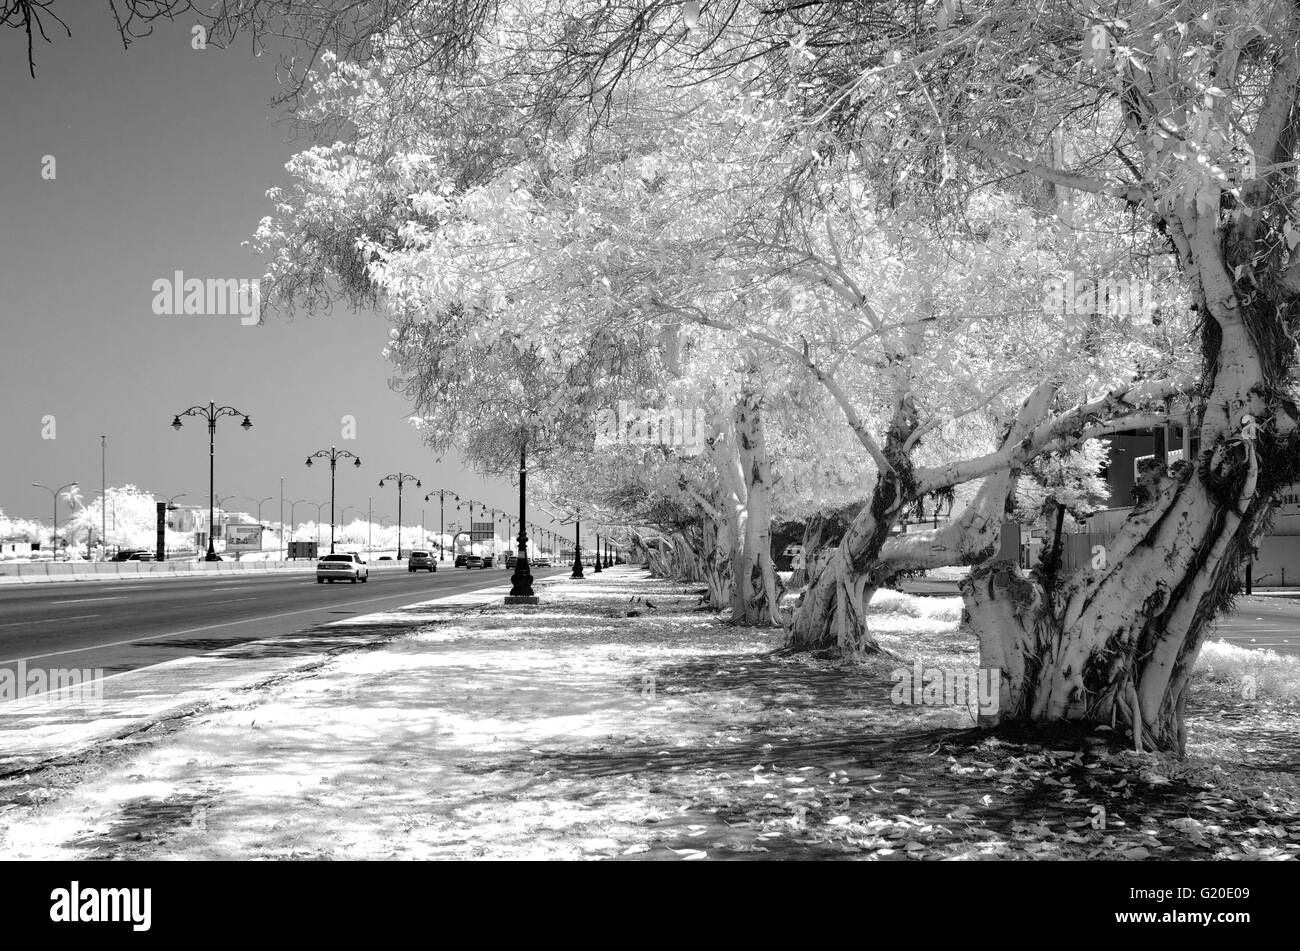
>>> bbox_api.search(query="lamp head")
[171,416,183,430]
[241,416,252,430]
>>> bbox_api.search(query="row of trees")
[150,0,1298,753]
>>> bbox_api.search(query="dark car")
[408,550,437,572]
[482,554,494,568]
[464,555,484,569]
[111,549,152,562]
[454,554,468,567]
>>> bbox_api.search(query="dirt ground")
[1,567,1298,860]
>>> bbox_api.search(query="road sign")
[470,521,495,540]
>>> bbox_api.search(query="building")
[1083,417,1300,587]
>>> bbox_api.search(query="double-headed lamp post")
[245,497,273,527]
[283,498,308,555]
[457,498,482,553]
[378,473,421,559]
[172,402,252,561]
[31,482,78,560]
[306,446,361,553]
[424,489,459,561]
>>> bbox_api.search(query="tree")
[695,0,1300,750]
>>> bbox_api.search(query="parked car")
[464,555,484,569]
[454,554,468,567]
[111,549,152,562]
[378,555,393,561]
[316,552,369,583]
[408,549,437,573]
[125,551,155,562]
[532,555,551,567]
[482,554,494,568]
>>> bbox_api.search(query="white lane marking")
[0,614,98,629]
[49,597,125,605]
[200,597,257,605]
[0,579,512,664]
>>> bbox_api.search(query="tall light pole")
[367,496,373,559]
[492,507,509,563]
[243,496,273,526]
[162,492,188,556]
[306,446,361,554]
[279,476,285,561]
[312,501,329,548]
[171,401,252,561]
[424,489,458,561]
[100,435,107,559]
[593,531,603,573]
[378,473,421,560]
[214,494,237,552]
[457,497,483,554]
[571,517,584,579]
[32,481,78,560]
[284,498,307,555]
[506,445,537,603]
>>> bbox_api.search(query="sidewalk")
[0,577,512,774]
[2,567,1297,861]
[0,567,784,859]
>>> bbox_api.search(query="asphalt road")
[0,564,569,682]
[1210,595,1300,656]
[901,580,1300,656]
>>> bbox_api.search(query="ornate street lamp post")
[171,401,252,561]
[506,446,538,604]
[571,518,584,579]
[424,489,458,561]
[378,473,421,560]
[306,446,361,553]
[457,498,483,554]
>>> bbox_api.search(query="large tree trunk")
[730,384,783,626]
[971,217,1300,750]
[786,396,921,654]
[698,514,733,610]
[967,469,1265,752]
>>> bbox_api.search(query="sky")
[0,8,567,542]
